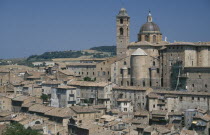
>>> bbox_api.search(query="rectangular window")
[143,81,145,87]
[157,68,159,73]
[128,68,131,75]
[120,69,123,74]
[69,94,74,100]
[124,61,126,65]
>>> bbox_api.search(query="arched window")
[145,35,149,41]
[153,35,156,43]
[120,19,123,24]
[120,28,123,35]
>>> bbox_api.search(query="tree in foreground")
[3,122,41,135]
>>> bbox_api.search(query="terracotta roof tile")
[29,104,54,113]
[45,107,75,118]
[57,85,76,89]
[68,81,109,87]
[70,106,100,113]
[113,86,151,91]
[12,95,33,102]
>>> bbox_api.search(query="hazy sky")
[0,0,210,59]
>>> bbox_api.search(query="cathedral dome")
[140,22,161,34]
[139,11,161,34]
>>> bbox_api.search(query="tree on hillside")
[3,122,41,135]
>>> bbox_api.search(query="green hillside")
[90,46,116,54]
[0,46,116,66]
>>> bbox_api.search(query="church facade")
[113,8,210,92]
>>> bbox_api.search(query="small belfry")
[116,8,130,57]
[138,11,162,43]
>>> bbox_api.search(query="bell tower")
[116,8,130,57]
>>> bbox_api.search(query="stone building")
[116,98,133,113]
[68,81,112,109]
[168,111,183,129]
[66,63,96,80]
[112,86,153,111]
[0,94,13,111]
[24,71,44,81]
[180,67,210,92]
[41,80,61,95]
[95,57,117,82]
[148,91,210,113]
[12,95,41,112]
[111,56,130,86]
[65,57,117,82]
[22,84,42,97]
[116,8,130,58]
[113,8,210,91]
[51,85,78,108]
[190,114,210,135]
